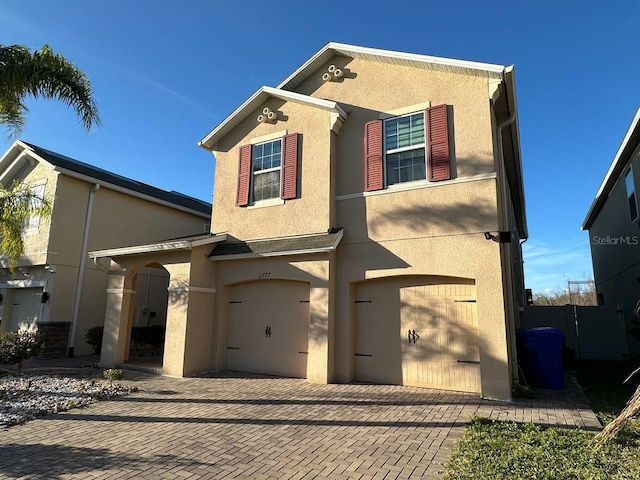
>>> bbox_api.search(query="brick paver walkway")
[0,362,601,480]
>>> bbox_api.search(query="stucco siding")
[212,100,332,240]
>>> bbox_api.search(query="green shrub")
[103,368,123,386]
[0,330,44,375]
[84,326,104,354]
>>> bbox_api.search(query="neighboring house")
[582,107,640,352]
[0,140,211,356]
[93,43,527,400]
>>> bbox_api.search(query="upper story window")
[252,139,282,202]
[625,167,638,222]
[384,112,426,186]
[364,104,451,192]
[236,133,299,207]
[24,183,45,233]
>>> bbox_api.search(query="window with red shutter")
[364,120,384,191]
[364,104,451,191]
[236,144,251,206]
[281,133,299,200]
[426,104,451,182]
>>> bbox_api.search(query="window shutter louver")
[426,104,451,182]
[281,133,299,200]
[364,120,384,191]
[236,144,252,206]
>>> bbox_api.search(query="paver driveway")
[0,372,482,479]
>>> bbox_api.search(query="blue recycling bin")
[516,327,565,390]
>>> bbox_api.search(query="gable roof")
[582,108,640,230]
[198,86,347,150]
[0,140,211,218]
[277,42,506,91]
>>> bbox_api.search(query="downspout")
[68,183,100,357]
[496,97,518,389]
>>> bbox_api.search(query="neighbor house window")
[252,139,281,202]
[626,168,638,222]
[24,184,45,233]
[384,113,426,186]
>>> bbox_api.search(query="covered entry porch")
[89,233,226,377]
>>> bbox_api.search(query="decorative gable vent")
[322,64,344,82]
[257,107,278,124]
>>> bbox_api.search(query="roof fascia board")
[52,166,210,219]
[209,246,335,261]
[198,86,345,150]
[277,42,506,90]
[582,108,640,230]
[89,234,227,259]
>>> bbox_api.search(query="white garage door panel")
[355,278,480,393]
[10,288,43,332]
[227,280,309,378]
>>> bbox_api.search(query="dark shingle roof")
[24,142,211,215]
[210,229,343,258]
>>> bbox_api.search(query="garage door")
[10,287,43,331]
[227,280,309,378]
[355,278,480,392]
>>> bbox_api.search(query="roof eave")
[198,86,346,151]
[582,107,640,230]
[277,42,507,91]
[89,234,227,259]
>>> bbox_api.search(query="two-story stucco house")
[0,140,211,356]
[583,107,640,353]
[93,43,527,400]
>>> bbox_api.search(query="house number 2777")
[258,272,271,278]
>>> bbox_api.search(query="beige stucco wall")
[212,99,332,240]
[294,56,496,196]
[11,161,58,266]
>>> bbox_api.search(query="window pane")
[386,149,426,186]
[626,169,635,197]
[385,113,425,151]
[253,170,281,201]
[630,193,638,222]
[252,139,282,172]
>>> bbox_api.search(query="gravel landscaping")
[0,375,133,428]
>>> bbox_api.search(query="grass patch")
[445,417,640,480]
[445,360,640,479]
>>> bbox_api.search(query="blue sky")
[1,0,638,293]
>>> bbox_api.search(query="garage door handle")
[227,347,239,350]
[298,351,308,355]
[355,353,372,357]
[457,360,479,364]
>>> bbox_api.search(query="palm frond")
[0,43,101,136]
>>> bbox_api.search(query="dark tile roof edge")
[23,142,211,216]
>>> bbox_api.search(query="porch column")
[100,273,135,368]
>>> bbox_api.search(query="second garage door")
[355,277,480,393]
[227,280,310,378]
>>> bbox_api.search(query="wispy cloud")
[523,238,593,293]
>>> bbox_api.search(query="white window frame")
[625,167,638,223]
[383,111,427,188]
[24,183,46,234]
[251,138,282,204]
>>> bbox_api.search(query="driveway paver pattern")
[0,369,600,480]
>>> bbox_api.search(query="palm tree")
[0,43,100,270]
[0,44,100,135]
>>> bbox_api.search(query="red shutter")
[426,104,451,182]
[236,144,251,206]
[281,133,298,200]
[364,120,384,191]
